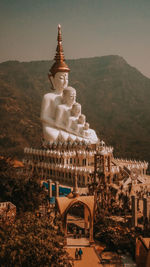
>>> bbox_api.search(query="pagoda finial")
[57,24,62,41]
[50,24,70,76]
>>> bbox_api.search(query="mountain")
[0,56,150,166]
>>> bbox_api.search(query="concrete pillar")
[48,179,52,199]
[89,218,94,245]
[147,197,150,223]
[143,197,150,227]
[132,195,138,227]
[146,243,150,267]
[63,215,68,245]
[143,197,147,220]
[73,172,79,197]
[103,156,106,174]
[108,155,110,172]
[84,174,87,186]
[55,181,59,197]
[79,157,81,167]
[84,206,89,236]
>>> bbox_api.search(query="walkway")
[67,244,136,266]
[66,247,101,267]
[67,237,89,246]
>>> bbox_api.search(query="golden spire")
[50,24,70,76]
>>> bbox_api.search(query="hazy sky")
[0,0,150,77]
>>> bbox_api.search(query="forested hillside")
[0,56,150,165]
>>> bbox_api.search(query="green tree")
[0,212,73,267]
[0,158,47,213]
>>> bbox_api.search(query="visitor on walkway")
[76,228,79,238]
[78,248,83,260]
[79,229,82,238]
[73,227,77,239]
[75,248,78,260]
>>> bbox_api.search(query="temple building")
[22,25,150,247]
[23,24,149,197]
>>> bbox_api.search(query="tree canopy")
[0,158,73,266]
[0,158,47,213]
[0,212,72,267]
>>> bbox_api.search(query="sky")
[0,0,150,77]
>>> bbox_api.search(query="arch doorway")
[66,202,90,240]
[56,196,94,245]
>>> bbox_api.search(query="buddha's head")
[63,87,76,107]
[78,114,86,124]
[84,122,89,130]
[71,103,81,117]
[48,25,70,93]
[49,72,68,93]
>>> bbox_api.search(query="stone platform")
[66,237,90,247]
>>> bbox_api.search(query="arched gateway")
[56,195,94,245]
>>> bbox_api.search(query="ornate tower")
[49,24,70,77]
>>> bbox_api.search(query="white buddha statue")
[40,24,99,144]
[84,124,98,143]
[55,86,77,141]
[78,114,86,135]
[40,72,69,141]
[40,25,70,142]
[77,115,98,142]
[55,86,76,130]
[69,103,81,132]
[83,122,90,138]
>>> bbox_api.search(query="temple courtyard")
[66,247,100,267]
[66,245,136,267]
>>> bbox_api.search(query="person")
[75,248,78,260]
[78,248,83,260]
[79,229,82,238]
[73,227,77,239]
[76,228,79,238]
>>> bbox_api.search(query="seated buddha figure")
[83,122,98,143]
[55,87,76,130]
[77,114,86,136]
[83,122,90,138]
[77,115,98,143]
[55,86,77,141]
[40,24,70,142]
[54,86,85,142]
[40,71,70,142]
[68,102,81,132]
[41,24,99,144]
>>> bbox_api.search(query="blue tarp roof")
[50,197,55,204]
[43,182,71,196]
[49,195,66,204]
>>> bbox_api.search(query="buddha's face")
[50,72,68,92]
[78,114,86,124]
[71,103,81,117]
[63,87,76,107]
